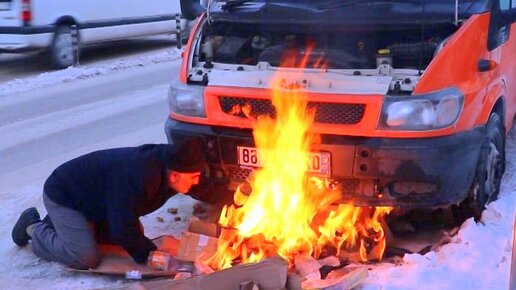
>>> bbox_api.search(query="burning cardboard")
[124,44,386,290]
[204,48,393,270]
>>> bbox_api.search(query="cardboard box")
[67,236,180,279]
[294,255,321,279]
[187,217,220,237]
[128,257,288,290]
[176,231,218,262]
[301,265,368,290]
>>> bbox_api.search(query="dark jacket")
[43,144,229,264]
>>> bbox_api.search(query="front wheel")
[49,25,75,69]
[460,113,505,221]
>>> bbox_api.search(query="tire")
[458,113,505,221]
[49,25,75,69]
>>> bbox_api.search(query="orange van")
[167,0,516,216]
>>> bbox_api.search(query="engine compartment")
[197,22,457,71]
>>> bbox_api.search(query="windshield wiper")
[316,0,423,9]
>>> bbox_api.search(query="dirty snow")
[0,49,181,97]
[0,55,514,290]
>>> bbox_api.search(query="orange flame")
[206,44,392,270]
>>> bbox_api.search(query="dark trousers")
[31,193,100,270]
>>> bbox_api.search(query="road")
[0,35,180,184]
[0,35,177,83]
[0,49,189,289]
[0,59,178,189]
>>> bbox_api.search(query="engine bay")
[199,21,457,68]
[189,20,459,94]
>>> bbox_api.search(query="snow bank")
[0,49,181,97]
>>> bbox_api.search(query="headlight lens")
[168,79,206,118]
[379,87,463,130]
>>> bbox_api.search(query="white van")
[0,0,190,68]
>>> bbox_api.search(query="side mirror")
[502,8,516,24]
[180,0,206,21]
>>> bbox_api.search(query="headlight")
[378,87,463,130]
[168,78,206,118]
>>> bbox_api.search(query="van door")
[79,0,181,43]
[0,0,21,27]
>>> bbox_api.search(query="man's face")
[168,171,201,194]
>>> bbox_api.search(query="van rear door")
[0,0,20,27]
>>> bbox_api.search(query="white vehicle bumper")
[0,26,53,52]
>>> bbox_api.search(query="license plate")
[237,146,331,176]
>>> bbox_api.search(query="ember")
[206,45,392,271]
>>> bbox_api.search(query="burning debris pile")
[131,50,394,290]
[206,52,392,272]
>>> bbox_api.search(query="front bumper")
[166,118,485,209]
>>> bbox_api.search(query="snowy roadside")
[0,49,181,97]
[1,129,514,290]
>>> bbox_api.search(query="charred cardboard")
[176,231,218,262]
[128,256,288,290]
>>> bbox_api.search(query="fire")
[206,45,392,270]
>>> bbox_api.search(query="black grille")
[219,97,365,125]
[228,166,253,181]
[340,179,360,194]
[227,167,361,195]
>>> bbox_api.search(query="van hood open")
[208,0,489,25]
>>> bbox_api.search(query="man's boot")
[42,215,54,229]
[12,207,41,246]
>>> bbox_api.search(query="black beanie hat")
[168,138,205,173]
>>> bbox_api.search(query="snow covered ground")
[0,51,514,290]
[0,49,181,97]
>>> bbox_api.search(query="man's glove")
[192,202,222,223]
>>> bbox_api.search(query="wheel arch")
[491,97,506,122]
[52,16,81,41]
[459,99,506,222]
[48,19,78,69]
[477,82,506,131]
[54,16,78,27]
